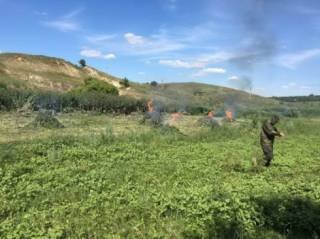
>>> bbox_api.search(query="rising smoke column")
[229,0,278,93]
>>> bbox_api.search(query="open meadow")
[1,112,319,238]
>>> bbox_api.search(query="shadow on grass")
[257,196,320,239]
[192,196,320,239]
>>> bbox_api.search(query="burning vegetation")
[140,100,185,135]
[225,110,234,122]
[169,112,183,125]
[208,111,214,118]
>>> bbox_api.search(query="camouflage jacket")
[260,120,281,145]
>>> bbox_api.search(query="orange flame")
[170,112,183,123]
[147,100,154,113]
[208,111,214,118]
[225,110,233,121]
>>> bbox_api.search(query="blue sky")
[1,0,320,96]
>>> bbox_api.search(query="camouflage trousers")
[261,143,273,167]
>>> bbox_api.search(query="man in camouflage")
[260,115,285,167]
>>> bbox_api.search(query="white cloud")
[228,75,240,81]
[122,32,185,55]
[159,59,205,69]
[202,68,226,74]
[198,51,235,64]
[43,8,83,32]
[124,33,146,45]
[157,50,237,70]
[278,49,320,69]
[80,49,101,58]
[193,67,226,77]
[80,49,116,60]
[86,34,116,44]
[103,53,116,60]
[158,55,227,77]
[86,22,224,57]
[44,20,79,32]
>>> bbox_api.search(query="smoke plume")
[229,76,253,92]
[227,0,278,95]
[230,0,277,69]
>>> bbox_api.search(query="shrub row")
[0,89,145,114]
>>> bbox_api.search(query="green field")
[1,112,320,238]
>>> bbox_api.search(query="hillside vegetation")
[0,53,122,92]
[0,53,281,111]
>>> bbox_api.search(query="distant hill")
[0,52,280,110]
[273,95,320,102]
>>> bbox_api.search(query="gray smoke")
[227,0,278,94]
[229,76,253,92]
[230,0,277,69]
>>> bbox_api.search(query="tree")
[120,77,130,88]
[150,81,158,87]
[79,59,86,68]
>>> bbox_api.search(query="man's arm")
[274,126,285,137]
[263,122,282,137]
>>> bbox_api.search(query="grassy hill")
[133,82,279,110]
[0,53,122,92]
[0,52,280,111]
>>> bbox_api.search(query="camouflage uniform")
[260,116,281,166]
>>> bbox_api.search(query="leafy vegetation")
[71,77,119,95]
[28,110,64,129]
[0,80,144,114]
[0,114,319,238]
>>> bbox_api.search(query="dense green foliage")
[0,117,319,238]
[72,78,119,95]
[0,84,144,114]
[120,77,130,88]
[32,91,145,114]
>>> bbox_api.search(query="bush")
[29,110,64,128]
[282,108,300,118]
[150,81,158,87]
[0,82,7,89]
[186,106,210,115]
[72,78,119,95]
[120,77,130,88]
[32,92,63,111]
[0,88,14,110]
[72,92,144,114]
